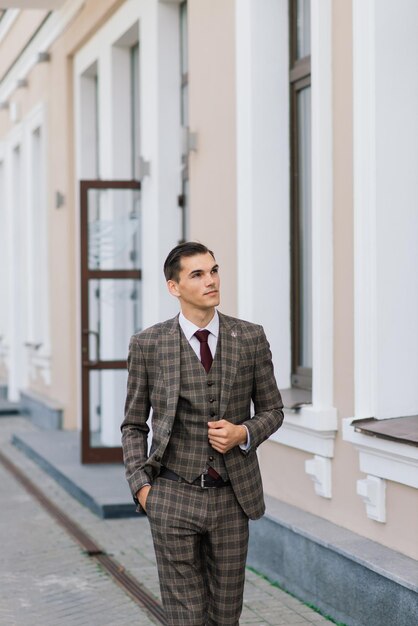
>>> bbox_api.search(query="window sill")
[270,389,338,457]
[281,387,312,410]
[351,415,418,447]
[342,417,418,489]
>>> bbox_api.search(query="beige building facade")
[0,1,417,623]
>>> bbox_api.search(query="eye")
[211,268,218,274]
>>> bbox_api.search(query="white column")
[7,129,28,401]
[311,0,334,410]
[140,0,181,329]
[235,0,291,389]
[0,148,9,389]
[353,0,378,419]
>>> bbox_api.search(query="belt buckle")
[200,472,210,489]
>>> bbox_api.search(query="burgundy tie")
[194,330,213,373]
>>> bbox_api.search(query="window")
[178,0,189,242]
[289,0,312,390]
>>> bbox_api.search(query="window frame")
[289,0,312,391]
[178,0,189,243]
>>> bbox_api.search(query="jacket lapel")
[219,313,240,418]
[160,315,181,417]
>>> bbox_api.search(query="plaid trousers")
[146,477,249,626]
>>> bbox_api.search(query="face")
[167,252,220,315]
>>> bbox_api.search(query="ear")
[167,279,180,298]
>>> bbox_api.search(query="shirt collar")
[179,310,219,341]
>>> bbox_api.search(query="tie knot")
[195,329,210,344]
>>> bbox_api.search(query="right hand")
[136,485,152,511]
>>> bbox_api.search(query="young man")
[121,242,283,626]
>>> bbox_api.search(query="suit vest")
[161,329,228,482]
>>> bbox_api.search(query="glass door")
[80,180,141,463]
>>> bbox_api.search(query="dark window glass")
[290,0,312,390]
[179,1,189,242]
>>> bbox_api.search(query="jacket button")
[155,455,160,462]
[210,411,216,417]
[167,429,171,435]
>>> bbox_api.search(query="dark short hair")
[164,242,215,281]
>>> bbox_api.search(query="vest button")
[167,429,171,435]
[209,397,215,403]
[207,381,214,386]
[155,455,160,462]
[209,456,214,462]
[210,411,216,417]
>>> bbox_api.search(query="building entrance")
[80,179,141,463]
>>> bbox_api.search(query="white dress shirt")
[178,310,250,451]
[179,310,219,360]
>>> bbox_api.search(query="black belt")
[159,467,230,489]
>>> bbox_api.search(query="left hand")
[208,419,247,454]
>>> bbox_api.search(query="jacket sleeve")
[121,335,152,500]
[242,326,284,452]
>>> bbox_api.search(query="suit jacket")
[121,311,284,520]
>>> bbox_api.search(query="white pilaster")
[235,0,290,389]
[352,0,377,420]
[310,0,334,410]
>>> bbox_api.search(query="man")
[121,242,283,626]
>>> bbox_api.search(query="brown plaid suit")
[121,312,283,624]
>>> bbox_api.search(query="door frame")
[80,179,141,463]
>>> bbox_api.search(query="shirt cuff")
[239,425,251,451]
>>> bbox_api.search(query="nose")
[205,273,215,287]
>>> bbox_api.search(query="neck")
[181,308,216,328]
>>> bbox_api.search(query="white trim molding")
[271,405,338,457]
[357,475,386,523]
[343,418,418,489]
[0,9,20,45]
[0,0,85,103]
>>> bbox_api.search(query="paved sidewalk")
[0,416,332,626]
